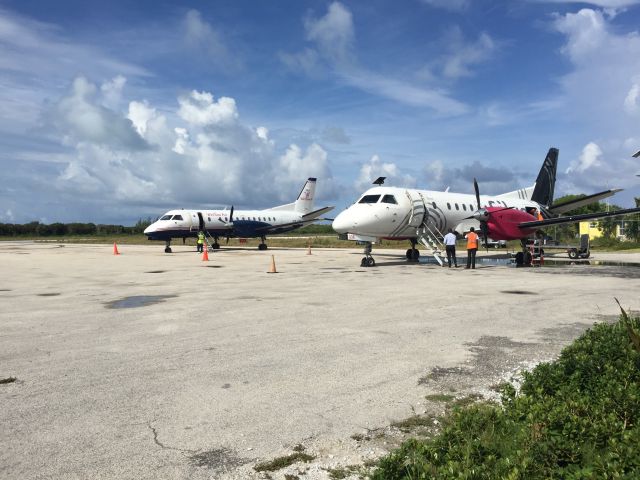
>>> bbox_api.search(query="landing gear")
[406,239,420,262]
[258,236,268,250]
[164,240,172,254]
[211,237,221,250]
[360,241,375,267]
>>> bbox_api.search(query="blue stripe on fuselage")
[145,221,303,241]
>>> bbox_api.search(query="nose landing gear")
[360,242,376,267]
[164,240,172,253]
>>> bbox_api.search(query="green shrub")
[373,311,640,479]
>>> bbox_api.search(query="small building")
[579,220,628,240]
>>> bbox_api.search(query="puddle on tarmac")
[145,270,166,274]
[501,290,538,295]
[420,257,640,268]
[37,292,61,297]
[106,295,176,309]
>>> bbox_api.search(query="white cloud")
[281,2,469,115]
[441,28,496,79]
[43,76,336,212]
[50,76,149,151]
[565,142,602,173]
[305,1,355,65]
[177,90,239,126]
[355,155,417,191]
[624,81,640,114]
[542,0,640,8]
[100,75,126,109]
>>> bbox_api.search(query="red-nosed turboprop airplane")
[332,148,640,267]
[144,178,333,253]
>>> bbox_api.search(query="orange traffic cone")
[267,255,277,273]
[113,243,120,255]
[202,244,209,261]
[307,243,312,255]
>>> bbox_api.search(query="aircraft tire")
[258,244,268,251]
[405,248,412,260]
[368,257,376,267]
[568,249,578,259]
[361,257,367,267]
[164,247,172,253]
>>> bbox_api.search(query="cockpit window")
[381,195,397,204]
[358,194,381,204]
[173,215,183,221]
[160,215,173,220]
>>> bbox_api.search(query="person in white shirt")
[443,228,458,268]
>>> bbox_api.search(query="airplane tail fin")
[530,148,558,208]
[294,177,316,214]
[496,148,558,204]
[270,178,317,213]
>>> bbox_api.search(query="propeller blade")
[474,178,481,210]
[229,206,234,223]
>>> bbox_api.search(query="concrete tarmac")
[1,241,639,479]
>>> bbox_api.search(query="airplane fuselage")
[144,208,304,241]
[332,186,541,240]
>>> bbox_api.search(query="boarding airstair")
[405,190,445,266]
[417,222,445,266]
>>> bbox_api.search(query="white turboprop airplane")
[332,148,640,267]
[144,178,333,253]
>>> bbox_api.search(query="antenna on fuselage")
[372,177,386,185]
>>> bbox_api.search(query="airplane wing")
[549,189,623,215]
[518,207,640,229]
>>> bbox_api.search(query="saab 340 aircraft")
[145,178,333,253]
[332,148,640,266]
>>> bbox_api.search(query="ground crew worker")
[465,227,479,269]
[443,228,458,268]
[197,231,205,253]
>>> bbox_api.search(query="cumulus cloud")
[423,159,518,195]
[548,7,640,197]
[565,142,603,173]
[177,90,238,126]
[541,0,640,8]
[45,76,336,214]
[355,155,417,191]
[49,76,149,151]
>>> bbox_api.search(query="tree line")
[0,218,153,237]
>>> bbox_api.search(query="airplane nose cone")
[143,224,155,235]
[332,210,354,233]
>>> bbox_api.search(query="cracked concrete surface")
[1,242,639,479]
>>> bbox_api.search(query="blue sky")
[1,0,639,224]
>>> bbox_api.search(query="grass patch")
[0,377,17,384]
[372,308,640,479]
[390,414,438,433]
[425,393,456,403]
[253,452,315,472]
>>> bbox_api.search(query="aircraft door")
[197,212,205,231]
[406,190,426,227]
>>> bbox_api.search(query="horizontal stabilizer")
[518,206,640,229]
[302,206,334,219]
[549,189,623,215]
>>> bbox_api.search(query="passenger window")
[447,203,451,210]
[432,202,436,209]
[455,203,459,210]
[462,204,467,211]
[161,215,173,220]
[173,215,183,220]
[470,204,474,210]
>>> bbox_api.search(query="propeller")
[473,178,489,248]
[218,206,235,227]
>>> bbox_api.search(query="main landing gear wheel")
[212,243,221,250]
[258,243,268,251]
[361,256,375,267]
[405,248,420,261]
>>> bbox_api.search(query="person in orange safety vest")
[465,227,479,269]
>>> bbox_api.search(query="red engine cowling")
[485,207,538,240]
